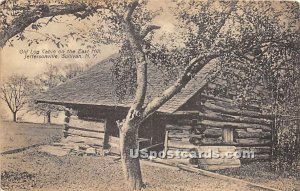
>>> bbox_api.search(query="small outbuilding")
[37,56,273,170]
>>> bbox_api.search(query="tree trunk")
[47,111,51,124]
[120,119,143,190]
[13,112,17,122]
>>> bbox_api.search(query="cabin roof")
[36,55,219,113]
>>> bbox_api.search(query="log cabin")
[36,55,274,170]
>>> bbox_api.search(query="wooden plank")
[167,148,191,153]
[168,131,190,136]
[197,145,237,152]
[172,119,195,125]
[66,133,103,140]
[192,138,224,145]
[235,129,271,139]
[168,138,226,149]
[189,134,205,139]
[203,101,273,119]
[201,93,271,112]
[109,142,120,149]
[67,129,105,139]
[69,116,105,132]
[168,137,182,141]
[168,133,204,139]
[198,120,271,131]
[235,138,271,146]
[68,125,103,133]
[165,124,193,131]
[237,146,271,154]
[199,158,244,165]
[208,99,254,112]
[198,164,241,171]
[168,140,196,149]
[199,111,272,125]
[141,143,164,152]
[65,135,104,146]
[222,128,234,143]
[203,128,222,138]
[171,111,199,116]
[164,130,169,157]
[108,136,120,144]
[246,128,263,132]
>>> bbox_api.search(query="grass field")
[0,121,63,153]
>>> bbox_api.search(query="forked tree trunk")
[13,112,17,122]
[120,119,143,190]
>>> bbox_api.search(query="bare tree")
[0,75,32,122]
[29,63,89,123]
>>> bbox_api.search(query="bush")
[272,116,300,175]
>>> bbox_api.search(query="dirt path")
[1,147,264,191]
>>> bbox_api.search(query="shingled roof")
[36,55,219,113]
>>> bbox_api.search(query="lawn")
[217,162,300,191]
[0,121,63,153]
[1,147,265,191]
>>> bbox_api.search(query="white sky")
[0,0,177,79]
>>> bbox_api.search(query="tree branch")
[140,25,161,39]
[121,0,148,120]
[1,86,15,113]
[208,1,237,49]
[0,3,107,47]
[124,0,139,22]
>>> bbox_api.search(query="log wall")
[164,92,273,164]
[63,109,107,149]
[62,108,158,156]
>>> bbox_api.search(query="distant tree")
[28,64,64,123]
[0,74,32,122]
[29,63,90,123]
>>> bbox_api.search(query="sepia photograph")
[0,0,299,190]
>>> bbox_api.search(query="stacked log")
[236,146,271,161]
[106,136,152,155]
[197,146,241,170]
[164,92,273,165]
[166,124,193,141]
[63,109,71,138]
[63,115,106,149]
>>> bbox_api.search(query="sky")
[0,0,176,79]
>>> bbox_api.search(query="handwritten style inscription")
[19,49,101,59]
